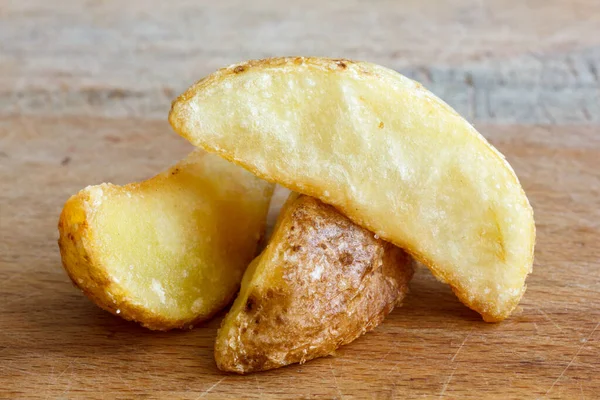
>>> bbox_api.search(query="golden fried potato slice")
[215,193,414,374]
[169,57,535,322]
[58,150,274,330]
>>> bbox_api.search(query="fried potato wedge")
[170,57,535,321]
[58,150,274,330]
[215,193,414,374]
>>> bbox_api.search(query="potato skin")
[215,194,414,374]
[58,150,274,330]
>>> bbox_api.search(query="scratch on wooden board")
[537,308,564,332]
[44,362,54,400]
[254,375,264,398]
[336,357,360,365]
[329,360,344,400]
[369,349,392,370]
[580,381,585,400]
[0,364,35,375]
[55,361,74,381]
[451,331,472,362]
[384,360,403,378]
[545,321,599,396]
[438,366,457,398]
[60,365,76,397]
[77,361,99,371]
[379,359,401,396]
[197,377,226,399]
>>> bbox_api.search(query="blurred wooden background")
[1,1,599,399]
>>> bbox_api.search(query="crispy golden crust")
[58,150,274,330]
[59,192,168,330]
[58,191,237,330]
[169,56,535,322]
[215,194,414,374]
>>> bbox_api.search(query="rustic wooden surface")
[1,1,599,399]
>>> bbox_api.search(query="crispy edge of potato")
[58,190,194,330]
[214,193,415,374]
[169,57,535,322]
[58,151,274,331]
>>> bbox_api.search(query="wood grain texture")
[1,0,599,398]
[1,0,600,123]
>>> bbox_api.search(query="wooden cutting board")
[1,1,599,399]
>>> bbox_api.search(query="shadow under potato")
[12,260,483,363]
[0,257,504,386]
[398,266,482,323]
[45,263,481,338]
[2,267,221,363]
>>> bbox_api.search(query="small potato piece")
[58,150,274,330]
[169,57,535,322]
[215,193,414,374]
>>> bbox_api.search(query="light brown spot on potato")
[339,252,354,266]
[378,122,384,129]
[233,65,246,74]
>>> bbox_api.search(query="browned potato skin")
[215,194,414,374]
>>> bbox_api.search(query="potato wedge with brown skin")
[58,149,274,330]
[169,57,535,322]
[215,193,414,374]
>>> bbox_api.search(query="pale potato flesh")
[170,57,535,321]
[215,193,414,374]
[58,150,274,330]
